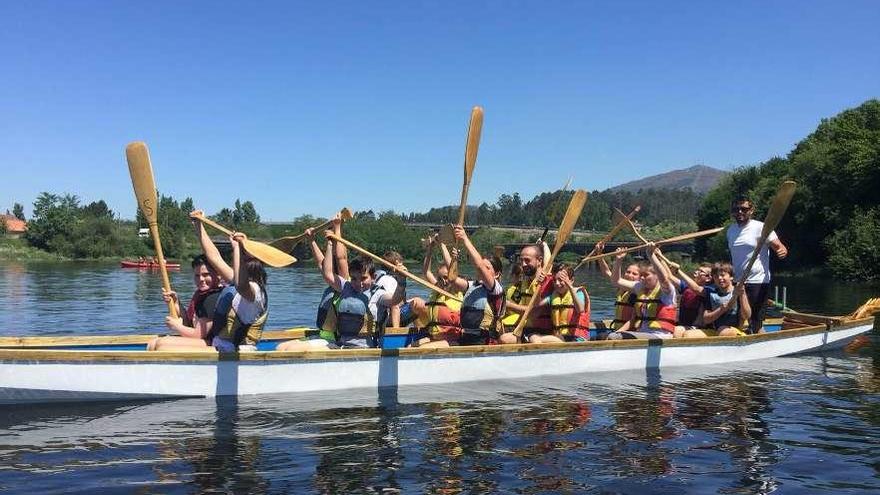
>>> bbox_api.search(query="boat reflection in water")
[1,351,879,493]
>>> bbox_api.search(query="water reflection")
[0,352,879,492]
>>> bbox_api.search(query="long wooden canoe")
[0,312,873,404]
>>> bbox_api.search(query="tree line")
[696,99,880,280]
[11,99,877,278]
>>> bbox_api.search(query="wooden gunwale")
[0,316,871,364]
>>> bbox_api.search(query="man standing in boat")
[727,196,789,334]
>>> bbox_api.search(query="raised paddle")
[192,213,297,268]
[538,176,573,242]
[268,208,354,253]
[446,106,484,281]
[125,142,179,318]
[736,180,797,285]
[326,234,463,302]
[615,207,681,270]
[579,227,725,263]
[512,189,588,339]
[572,205,641,272]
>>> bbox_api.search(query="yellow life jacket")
[210,285,268,346]
[550,287,591,338]
[501,280,534,326]
[612,289,635,330]
[416,290,463,334]
[632,284,677,332]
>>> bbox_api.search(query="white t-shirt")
[231,281,266,324]
[727,220,779,284]
[370,272,399,316]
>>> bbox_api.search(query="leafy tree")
[12,203,25,221]
[825,207,880,280]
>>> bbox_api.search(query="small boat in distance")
[120,260,181,269]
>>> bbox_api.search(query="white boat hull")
[0,318,873,404]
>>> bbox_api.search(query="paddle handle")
[147,223,179,318]
[327,234,463,302]
[512,190,587,338]
[573,206,641,272]
[125,142,178,319]
[194,215,233,236]
[579,227,725,263]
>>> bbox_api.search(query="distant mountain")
[610,165,728,194]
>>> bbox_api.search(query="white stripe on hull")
[0,322,872,403]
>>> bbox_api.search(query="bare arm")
[231,233,255,302]
[332,216,349,280]
[191,211,233,282]
[322,232,343,291]
[306,228,324,269]
[455,225,494,288]
[595,242,612,279]
[769,238,788,259]
[613,256,638,292]
[676,266,704,293]
[422,237,437,285]
[648,245,671,287]
[439,241,453,267]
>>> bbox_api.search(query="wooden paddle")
[615,207,679,270]
[572,205,641,272]
[326,234,463,302]
[125,142,179,318]
[579,227,725,263]
[736,180,797,285]
[512,189,588,339]
[192,214,297,268]
[268,208,353,253]
[538,177,573,242]
[446,106,484,281]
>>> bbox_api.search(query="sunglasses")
[731,206,751,213]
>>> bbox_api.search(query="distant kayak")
[120,260,181,269]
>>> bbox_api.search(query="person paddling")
[608,243,678,340]
[702,262,751,336]
[502,243,554,341]
[277,216,351,351]
[154,217,269,352]
[595,242,640,338]
[149,212,229,351]
[444,225,506,346]
[304,228,406,349]
[408,234,464,348]
[727,196,788,333]
[532,263,591,343]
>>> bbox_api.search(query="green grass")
[0,238,65,261]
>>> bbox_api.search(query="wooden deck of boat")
[0,315,872,363]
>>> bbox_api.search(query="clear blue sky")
[1,1,878,221]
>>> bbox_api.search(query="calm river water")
[0,261,879,494]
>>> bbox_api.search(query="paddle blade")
[126,142,159,225]
[550,189,587,259]
[439,224,456,245]
[463,106,483,184]
[340,207,354,221]
[457,106,483,225]
[761,180,797,237]
[268,236,302,253]
[241,239,297,268]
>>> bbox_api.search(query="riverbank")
[0,238,64,261]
